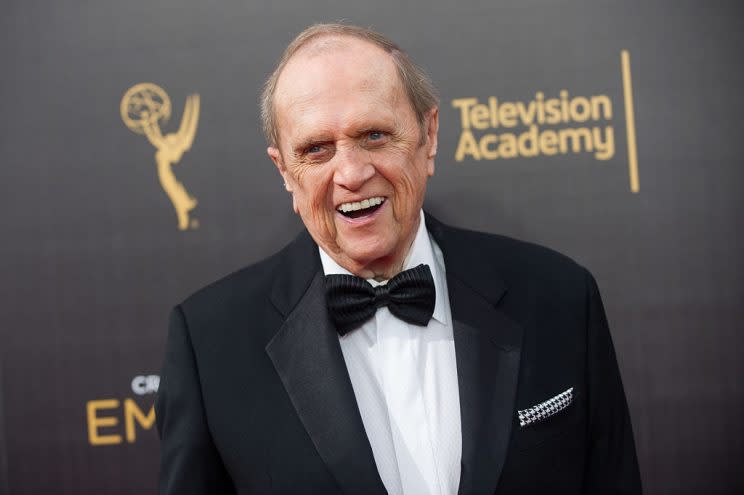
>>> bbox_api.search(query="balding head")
[260,23,438,147]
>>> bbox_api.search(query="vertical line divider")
[621,50,640,193]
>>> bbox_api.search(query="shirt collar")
[318,210,447,325]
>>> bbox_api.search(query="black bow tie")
[324,264,436,336]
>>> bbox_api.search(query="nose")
[332,145,375,191]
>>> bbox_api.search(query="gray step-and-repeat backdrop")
[1,1,742,494]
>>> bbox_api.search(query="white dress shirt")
[319,211,462,495]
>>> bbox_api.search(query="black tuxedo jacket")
[155,214,642,494]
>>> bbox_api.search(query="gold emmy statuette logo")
[121,83,200,230]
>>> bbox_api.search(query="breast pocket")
[511,387,582,452]
[500,400,586,494]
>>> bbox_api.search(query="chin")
[339,239,395,267]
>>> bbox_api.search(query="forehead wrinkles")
[274,38,404,132]
[288,85,399,133]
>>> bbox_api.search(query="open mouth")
[337,197,386,219]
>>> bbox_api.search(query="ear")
[424,107,439,176]
[267,146,300,214]
[267,146,293,192]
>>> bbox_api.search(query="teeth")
[338,196,385,213]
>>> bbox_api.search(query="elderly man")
[155,23,642,495]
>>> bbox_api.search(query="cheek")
[378,152,428,218]
[294,170,338,240]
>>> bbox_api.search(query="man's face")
[268,37,438,279]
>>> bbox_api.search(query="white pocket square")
[518,387,574,427]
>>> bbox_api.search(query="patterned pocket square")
[518,387,574,427]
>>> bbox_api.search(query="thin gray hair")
[260,23,439,147]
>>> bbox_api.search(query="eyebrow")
[290,113,398,153]
[292,136,332,154]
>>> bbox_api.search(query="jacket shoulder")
[185,255,278,307]
[436,221,590,299]
[446,222,585,272]
[177,235,305,326]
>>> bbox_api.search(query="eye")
[363,130,390,147]
[297,142,334,163]
[360,130,389,152]
[301,142,329,156]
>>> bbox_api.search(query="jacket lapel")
[427,214,523,495]
[449,277,522,495]
[265,232,386,495]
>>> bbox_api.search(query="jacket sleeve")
[155,305,235,494]
[583,269,643,494]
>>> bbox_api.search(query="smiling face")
[268,36,438,280]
